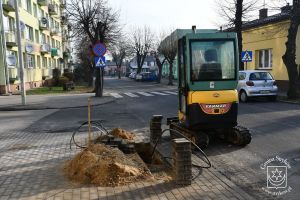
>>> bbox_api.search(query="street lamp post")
[13,0,26,105]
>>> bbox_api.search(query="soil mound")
[64,144,152,186]
[110,128,135,140]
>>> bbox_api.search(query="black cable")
[151,128,211,169]
[69,121,108,149]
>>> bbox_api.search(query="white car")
[135,73,143,81]
[237,70,278,102]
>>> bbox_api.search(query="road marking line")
[137,92,154,96]
[110,93,123,98]
[163,91,178,95]
[151,91,170,96]
[124,92,139,97]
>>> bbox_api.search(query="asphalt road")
[1,77,299,199]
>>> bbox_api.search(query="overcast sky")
[108,0,220,32]
[108,0,293,33]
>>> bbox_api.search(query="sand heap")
[64,144,152,187]
[110,128,135,140]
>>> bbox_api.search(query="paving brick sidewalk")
[0,94,114,111]
[0,119,258,200]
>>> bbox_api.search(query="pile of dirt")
[110,128,135,140]
[64,144,152,187]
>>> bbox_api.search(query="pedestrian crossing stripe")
[110,93,123,98]
[137,92,154,96]
[108,91,177,98]
[124,92,139,97]
[151,91,170,96]
[163,91,177,95]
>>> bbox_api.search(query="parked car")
[135,72,157,82]
[129,72,136,79]
[135,73,143,81]
[237,70,278,102]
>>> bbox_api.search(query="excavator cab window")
[190,40,236,81]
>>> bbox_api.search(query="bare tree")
[282,0,300,98]
[129,26,154,74]
[159,32,177,85]
[66,0,121,97]
[75,38,94,86]
[153,32,167,83]
[111,39,129,79]
[216,0,259,70]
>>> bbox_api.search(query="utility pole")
[0,0,11,94]
[13,0,26,105]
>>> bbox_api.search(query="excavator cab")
[172,31,251,147]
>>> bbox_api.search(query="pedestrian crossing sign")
[241,51,253,62]
[95,56,106,68]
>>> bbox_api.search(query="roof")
[225,6,292,32]
[242,8,291,30]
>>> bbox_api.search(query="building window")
[3,15,15,31]
[25,0,32,14]
[48,58,51,68]
[25,25,34,41]
[43,57,47,68]
[41,33,46,43]
[52,39,55,48]
[35,30,39,43]
[24,54,35,68]
[38,7,42,18]
[37,55,41,68]
[33,3,37,17]
[257,49,272,69]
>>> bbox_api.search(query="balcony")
[41,43,51,54]
[50,28,59,36]
[5,31,17,47]
[39,18,49,30]
[2,0,15,12]
[37,0,48,6]
[48,4,58,15]
[51,48,61,57]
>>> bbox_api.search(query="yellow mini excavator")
[168,29,252,148]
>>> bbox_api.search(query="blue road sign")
[241,51,253,62]
[93,42,106,56]
[95,56,106,68]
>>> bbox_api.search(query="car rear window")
[249,72,273,80]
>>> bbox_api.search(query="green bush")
[63,72,74,81]
[58,76,69,86]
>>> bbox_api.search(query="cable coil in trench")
[151,128,212,180]
[70,121,108,149]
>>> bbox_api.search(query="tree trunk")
[155,57,163,83]
[283,54,299,98]
[168,62,173,85]
[235,0,244,70]
[282,3,300,99]
[157,65,162,83]
[118,66,121,79]
[95,68,103,97]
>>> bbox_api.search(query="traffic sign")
[95,56,106,68]
[92,42,107,56]
[241,51,253,62]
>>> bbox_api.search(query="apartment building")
[0,0,72,94]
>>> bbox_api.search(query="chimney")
[259,8,268,20]
[192,25,196,34]
[281,3,291,13]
